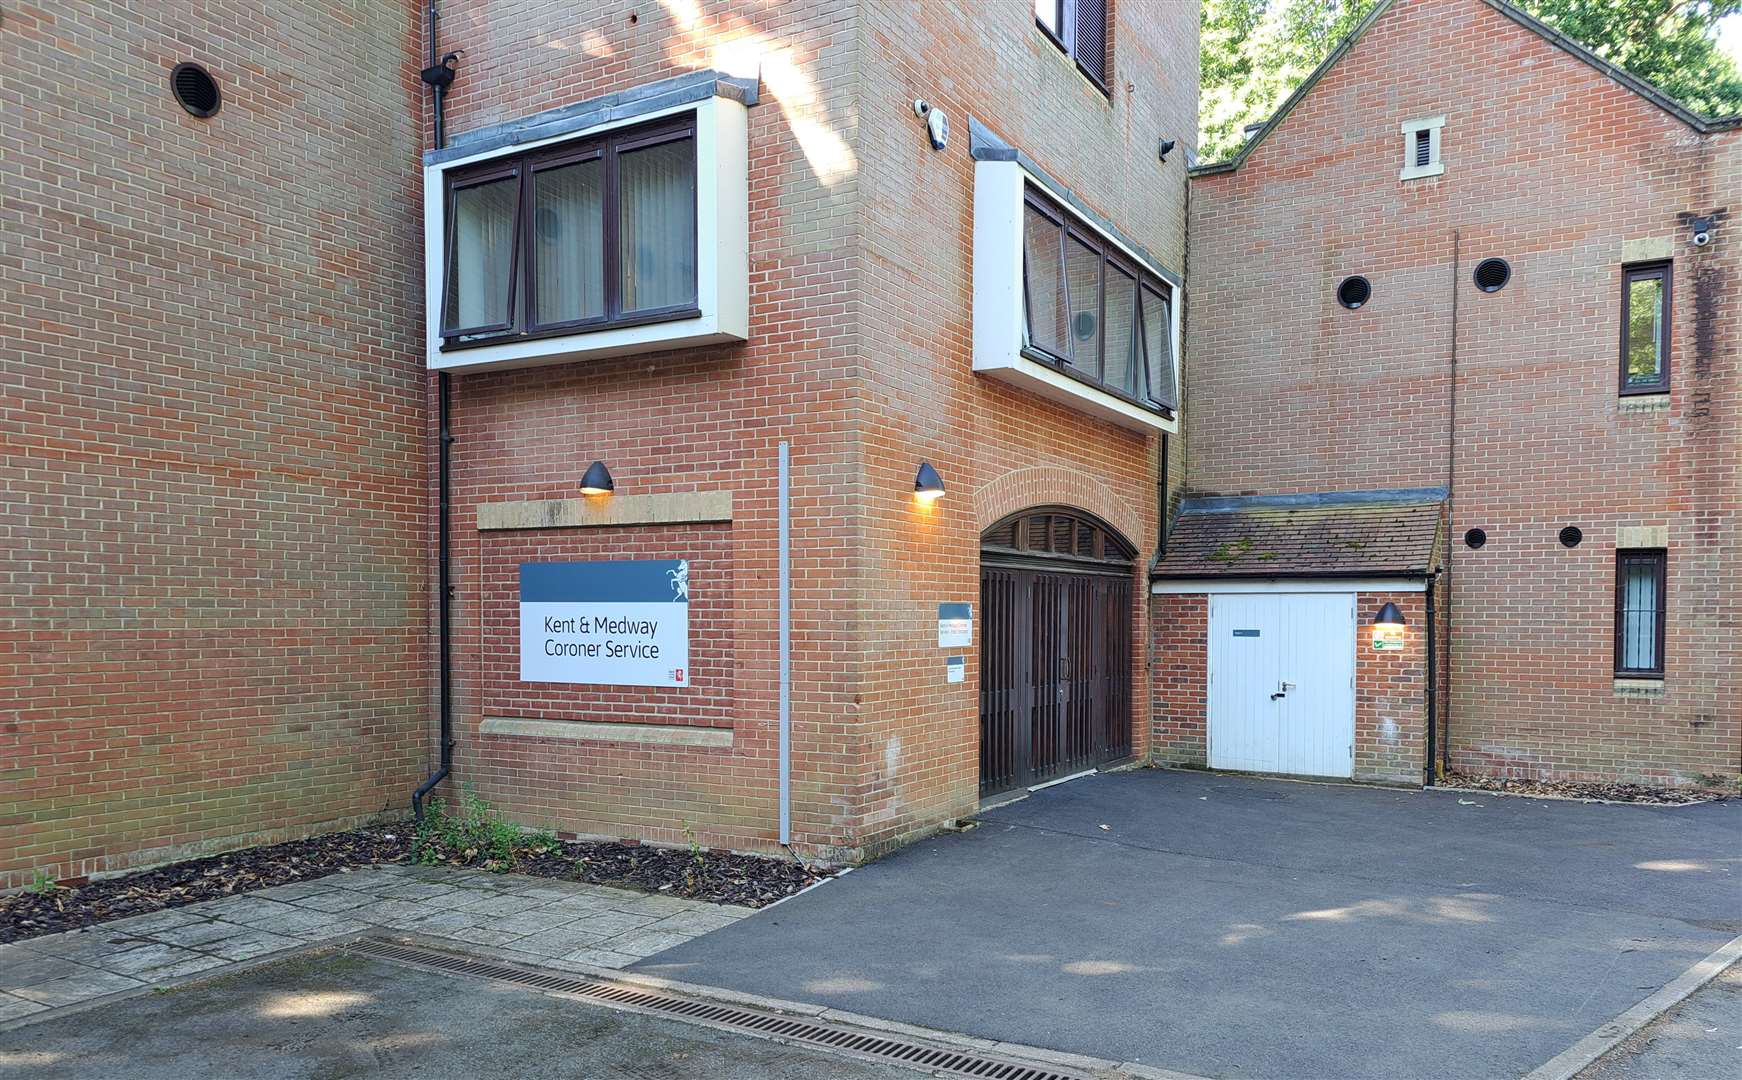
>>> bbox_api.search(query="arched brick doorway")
[980,506,1135,799]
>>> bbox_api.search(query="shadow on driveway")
[635,769,1742,1080]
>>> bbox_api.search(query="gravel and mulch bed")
[1440,770,1734,806]
[2,821,829,945]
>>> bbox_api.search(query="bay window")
[441,116,698,344]
[423,88,748,374]
[1020,187,1178,412]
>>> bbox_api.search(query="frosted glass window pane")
[1065,235,1102,376]
[1103,266,1136,397]
[1024,205,1066,356]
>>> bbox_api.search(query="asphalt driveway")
[635,769,1742,1080]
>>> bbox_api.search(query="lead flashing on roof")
[424,70,760,167]
[1178,487,1449,515]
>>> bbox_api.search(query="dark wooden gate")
[979,508,1135,799]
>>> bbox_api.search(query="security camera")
[1691,217,1713,247]
[912,99,931,118]
[1692,229,1711,247]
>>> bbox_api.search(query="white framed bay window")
[424,95,748,373]
[973,156,1180,434]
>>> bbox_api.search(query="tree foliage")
[1199,0,1742,163]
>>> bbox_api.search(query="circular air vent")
[1464,528,1487,549]
[1559,525,1583,548]
[1337,275,1371,310]
[171,63,221,118]
[1473,258,1510,293]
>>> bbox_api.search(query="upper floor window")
[1021,186,1176,411]
[1398,115,1444,181]
[1620,261,1670,395]
[1614,549,1666,677]
[1034,0,1110,91]
[442,116,698,345]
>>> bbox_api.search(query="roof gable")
[1193,0,1741,176]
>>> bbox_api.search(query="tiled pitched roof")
[1156,489,1445,579]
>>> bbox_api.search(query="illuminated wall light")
[1371,601,1406,651]
[580,460,615,496]
[913,462,945,504]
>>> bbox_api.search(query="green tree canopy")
[1199,0,1742,163]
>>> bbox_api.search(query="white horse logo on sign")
[668,561,690,601]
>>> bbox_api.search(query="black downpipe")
[1423,568,1440,786]
[413,4,460,823]
[1156,433,1170,557]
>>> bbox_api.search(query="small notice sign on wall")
[938,603,972,647]
[945,655,965,683]
[520,560,690,687]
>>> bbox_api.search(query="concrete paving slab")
[11,969,143,1008]
[0,954,84,992]
[0,950,920,1079]
[636,769,1742,1080]
[0,994,48,1023]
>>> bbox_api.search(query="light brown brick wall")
[0,1,430,887]
[1186,0,1739,785]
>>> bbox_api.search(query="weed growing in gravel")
[25,869,58,895]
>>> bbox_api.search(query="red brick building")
[1170,0,1739,788]
[4,0,1736,892]
[424,0,1193,862]
[0,3,429,890]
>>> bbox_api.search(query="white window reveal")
[973,157,1180,435]
[1399,115,1445,181]
[424,93,749,373]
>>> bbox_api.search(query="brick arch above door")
[972,465,1144,556]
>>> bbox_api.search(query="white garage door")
[1207,593,1355,778]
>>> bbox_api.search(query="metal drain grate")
[349,938,1090,1080]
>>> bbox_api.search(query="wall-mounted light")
[914,462,945,504]
[913,99,948,150]
[1371,601,1406,651]
[580,460,615,496]
[1157,138,1176,163]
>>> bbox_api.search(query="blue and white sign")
[520,560,690,687]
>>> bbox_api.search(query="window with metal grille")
[1620,261,1671,395]
[1414,129,1431,168]
[1614,549,1666,677]
[1035,0,1110,92]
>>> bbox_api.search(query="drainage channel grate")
[349,938,1090,1080]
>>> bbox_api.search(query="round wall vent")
[1464,528,1487,549]
[171,63,221,118]
[1558,525,1583,548]
[1473,258,1510,293]
[1337,275,1371,310]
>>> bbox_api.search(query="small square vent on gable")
[1399,115,1445,181]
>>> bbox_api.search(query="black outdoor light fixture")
[580,460,615,496]
[1157,138,1177,163]
[1371,601,1406,651]
[914,462,945,504]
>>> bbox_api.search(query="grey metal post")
[778,441,791,845]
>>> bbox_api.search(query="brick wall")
[1186,0,1739,785]
[1150,589,1431,784]
[1151,594,1208,767]
[845,0,1197,852]
[429,0,1197,859]
[0,1,429,887]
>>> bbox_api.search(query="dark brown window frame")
[1613,548,1666,678]
[1034,0,1110,95]
[1020,185,1176,417]
[1619,261,1671,396]
[440,114,699,350]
